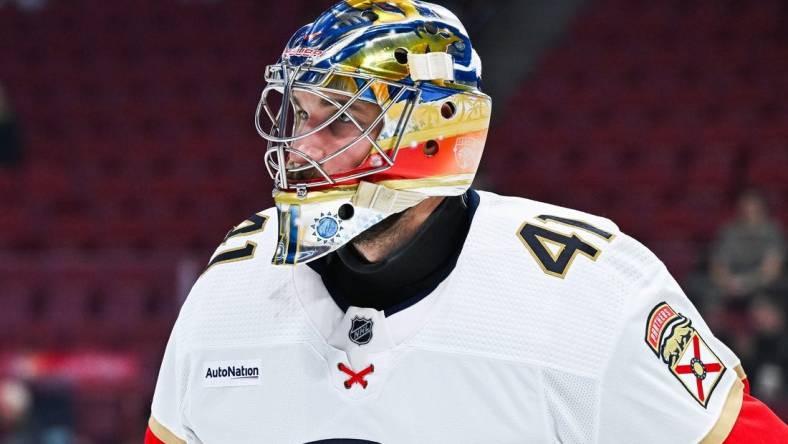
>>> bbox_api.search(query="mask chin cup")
[271,182,427,265]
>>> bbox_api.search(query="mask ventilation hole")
[441,101,457,119]
[394,48,409,64]
[423,140,439,156]
[338,204,355,220]
[424,22,438,34]
[362,10,379,22]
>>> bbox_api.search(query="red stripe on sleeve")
[145,426,166,444]
[724,389,788,444]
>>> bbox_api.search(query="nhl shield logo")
[349,316,374,345]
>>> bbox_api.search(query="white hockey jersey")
[148,191,745,444]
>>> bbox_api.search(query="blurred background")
[0,0,786,442]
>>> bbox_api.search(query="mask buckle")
[296,185,308,199]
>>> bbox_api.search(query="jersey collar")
[307,189,480,316]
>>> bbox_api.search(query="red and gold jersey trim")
[699,378,744,444]
[146,416,186,444]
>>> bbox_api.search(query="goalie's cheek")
[331,140,376,173]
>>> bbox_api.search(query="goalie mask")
[256,0,491,265]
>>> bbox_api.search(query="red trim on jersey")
[724,378,788,443]
[145,426,165,444]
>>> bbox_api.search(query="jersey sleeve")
[146,316,190,444]
[597,236,748,443]
[722,379,788,443]
[145,210,274,443]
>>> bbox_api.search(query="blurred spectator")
[735,296,788,417]
[0,0,48,12]
[709,190,786,310]
[0,379,34,444]
[0,378,76,444]
[0,82,22,167]
[30,382,76,444]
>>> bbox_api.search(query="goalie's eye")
[337,113,352,124]
[296,110,309,121]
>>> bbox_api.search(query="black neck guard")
[308,189,480,316]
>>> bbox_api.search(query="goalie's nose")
[288,143,325,168]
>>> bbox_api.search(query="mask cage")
[256,63,421,192]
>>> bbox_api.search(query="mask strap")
[352,181,427,213]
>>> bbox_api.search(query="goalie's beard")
[349,209,407,257]
[286,165,322,182]
[284,151,370,182]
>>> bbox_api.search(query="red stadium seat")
[649,240,700,280]
[745,145,788,190]
[0,280,36,345]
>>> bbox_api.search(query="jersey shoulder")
[195,207,283,301]
[173,207,314,353]
[469,190,737,360]
[206,207,278,268]
[472,190,661,285]
[476,190,621,239]
[418,191,743,443]
[417,191,678,373]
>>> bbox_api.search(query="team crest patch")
[349,316,374,345]
[645,302,725,408]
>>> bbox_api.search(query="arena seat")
[490,0,787,281]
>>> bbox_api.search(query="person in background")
[0,378,34,444]
[726,294,788,422]
[0,82,22,167]
[710,190,785,310]
[0,0,48,12]
[744,297,788,412]
[706,190,787,418]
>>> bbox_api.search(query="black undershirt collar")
[308,189,480,316]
